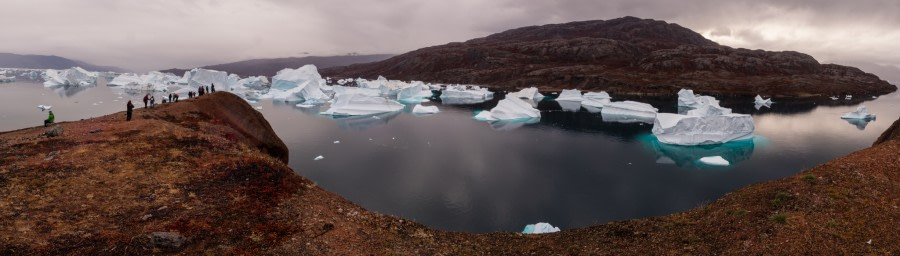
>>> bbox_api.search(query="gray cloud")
[0,0,898,77]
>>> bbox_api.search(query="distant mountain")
[0,53,127,72]
[160,54,394,78]
[323,17,896,97]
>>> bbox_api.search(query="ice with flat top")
[841,106,876,120]
[474,96,541,121]
[411,104,440,115]
[508,87,544,100]
[332,86,381,97]
[581,91,611,108]
[109,71,181,92]
[555,89,583,102]
[178,68,238,91]
[441,85,494,100]
[42,67,98,87]
[522,222,560,234]
[652,113,755,145]
[699,156,730,166]
[601,101,658,123]
[321,93,404,116]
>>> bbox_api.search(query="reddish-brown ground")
[1,92,897,255]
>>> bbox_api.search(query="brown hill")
[1,92,897,254]
[323,17,897,97]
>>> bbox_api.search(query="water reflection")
[440,97,491,105]
[641,134,756,168]
[844,118,873,130]
[487,117,540,131]
[329,111,401,131]
[754,102,772,110]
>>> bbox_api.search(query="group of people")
[124,84,217,122]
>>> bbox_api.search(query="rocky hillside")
[323,17,896,97]
[161,54,394,78]
[1,92,897,254]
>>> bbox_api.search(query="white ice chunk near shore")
[555,89,583,102]
[522,222,560,234]
[652,113,755,145]
[601,101,658,123]
[508,87,544,100]
[412,104,440,115]
[321,93,404,116]
[42,67,98,87]
[314,155,324,161]
[699,156,730,166]
[754,95,773,105]
[581,91,612,108]
[474,96,541,121]
[840,106,876,120]
[38,105,52,111]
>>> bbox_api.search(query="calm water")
[2,80,898,233]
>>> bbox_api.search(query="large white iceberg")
[321,93,404,116]
[180,68,237,91]
[601,101,658,123]
[840,106,876,120]
[411,104,440,115]
[508,87,544,100]
[652,113,755,145]
[686,103,732,117]
[474,96,541,121]
[581,91,612,108]
[266,65,330,103]
[109,71,181,91]
[238,76,269,90]
[42,67,98,87]
[554,89,582,102]
[396,81,433,103]
[440,85,494,100]
[522,222,560,234]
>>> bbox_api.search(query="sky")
[1,0,898,80]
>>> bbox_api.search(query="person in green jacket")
[44,111,55,127]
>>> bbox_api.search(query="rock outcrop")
[323,17,897,97]
[1,92,897,254]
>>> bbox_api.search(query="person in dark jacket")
[143,94,149,108]
[126,100,134,121]
[150,96,155,108]
[211,83,215,93]
[198,86,205,96]
[44,111,55,127]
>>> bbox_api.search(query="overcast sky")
[1,0,898,78]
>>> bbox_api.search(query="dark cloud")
[0,0,897,76]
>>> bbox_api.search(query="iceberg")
[396,81,433,103]
[554,89,583,102]
[677,89,719,108]
[754,101,772,110]
[314,155,324,161]
[652,113,755,145]
[181,68,237,91]
[38,105,52,111]
[321,93,404,116]
[581,91,611,108]
[474,96,541,121]
[237,76,269,90]
[411,104,439,115]
[0,75,15,83]
[332,86,381,97]
[440,85,494,100]
[840,106,876,120]
[844,118,872,130]
[267,65,330,103]
[508,87,544,100]
[601,101,658,123]
[521,222,560,234]
[699,156,730,166]
[557,100,582,112]
[42,67,98,87]
[686,103,732,117]
[109,71,180,91]
[754,95,773,105]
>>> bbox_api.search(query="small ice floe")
[699,156,730,166]
[554,89,583,102]
[295,103,315,108]
[601,101,658,124]
[412,104,440,115]
[474,96,541,121]
[845,95,852,100]
[321,94,404,116]
[872,96,878,99]
[841,106,876,120]
[753,95,773,105]
[38,105,52,111]
[830,96,838,100]
[521,222,560,234]
[581,91,611,108]
[333,140,340,144]
[254,106,263,110]
[314,155,324,160]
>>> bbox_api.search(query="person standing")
[126,100,134,121]
[150,95,156,108]
[143,94,149,108]
[198,86,205,96]
[211,83,215,93]
[44,111,55,127]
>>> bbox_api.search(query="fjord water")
[2,80,898,233]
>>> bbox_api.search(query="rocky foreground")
[1,92,897,255]
[323,17,897,98]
